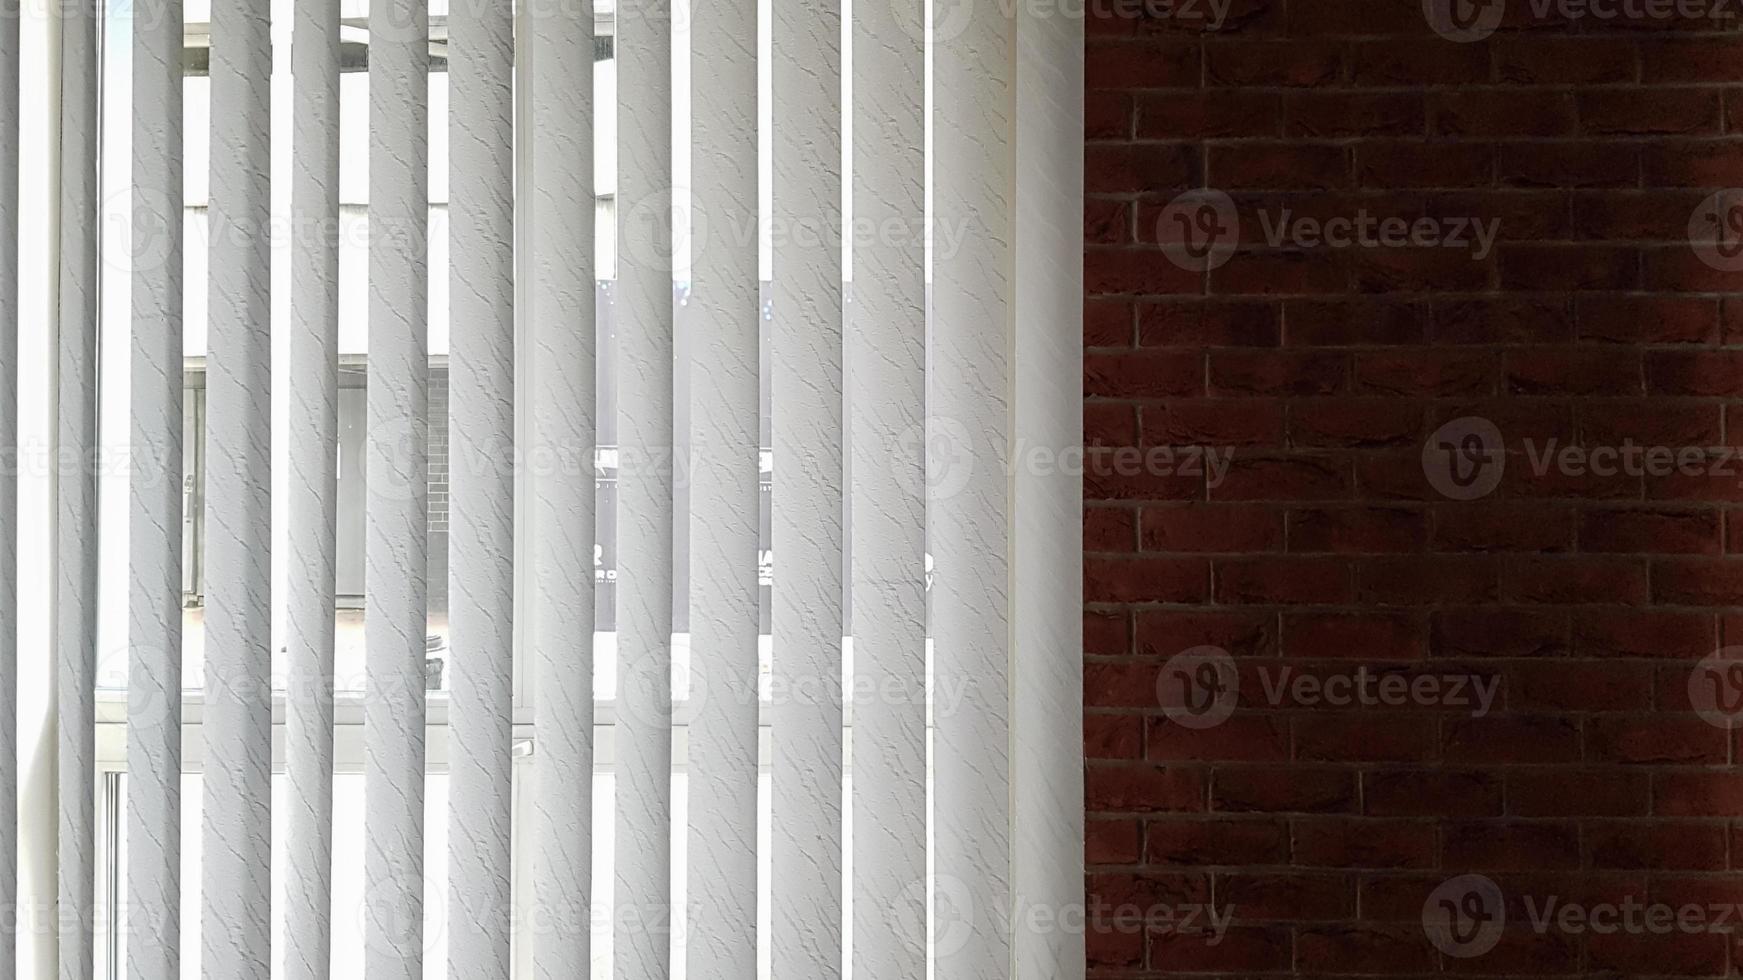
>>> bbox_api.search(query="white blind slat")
[285,0,340,973]
[1010,6,1084,976]
[56,1,99,973]
[447,0,516,971]
[686,0,759,970]
[363,0,430,972]
[0,0,18,969]
[127,0,184,973]
[847,0,927,971]
[933,3,1015,975]
[769,0,845,971]
[527,0,596,974]
[203,0,274,970]
[614,0,675,971]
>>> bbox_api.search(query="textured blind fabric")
[0,0,17,971]
[56,1,99,974]
[22,0,1083,975]
[127,0,185,976]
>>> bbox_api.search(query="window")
[3,0,1086,971]
[86,0,799,976]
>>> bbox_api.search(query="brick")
[1146,816,1288,865]
[1294,715,1435,763]
[1282,612,1423,659]
[1357,557,1499,605]
[1443,820,1582,870]
[1434,296,1577,344]
[1589,822,1728,870]
[1086,350,1203,398]
[1087,714,1145,759]
[1087,143,1201,194]
[1206,40,1342,87]
[1648,350,1743,396]
[1581,507,1722,554]
[1286,92,1424,138]
[1508,770,1650,817]
[1431,608,1570,658]
[1288,507,1427,553]
[1498,142,1639,188]
[1085,299,1136,348]
[1210,142,1347,190]
[1356,141,1493,188]
[1653,558,1743,605]
[1084,197,1130,244]
[1505,347,1643,396]
[1364,769,1502,817]
[1216,872,1354,919]
[1086,247,1206,296]
[1086,817,1143,865]
[1431,502,1576,553]
[1137,91,1281,139]
[1147,714,1288,761]
[1086,506,1138,553]
[1086,556,1212,603]
[1285,299,1427,346]
[1497,37,1636,84]
[1296,924,1434,974]
[1141,504,1282,552]
[1501,556,1650,604]
[1211,455,1351,502]
[1215,556,1352,604]
[1432,91,1578,138]
[1354,349,1495,396]
[1292,817,1436,869]
[1136,608,1278,658]
[1087,764,1208,814]
[1353,40,1488,85]
[1580,89,1723,136]
[1138,300,1280,347]
[1086,40,1201,89]
[1574,610,1717,658]
[1213,766,1357,813]
[1586,715,1727,764]
[1497,244,1641,291]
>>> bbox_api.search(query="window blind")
[23,0,1085,974]
[127,0,185,977]
[284,0,339,975]
[0,0,17,971]
[56,0,100,974]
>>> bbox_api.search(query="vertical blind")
[3,0,1085,975]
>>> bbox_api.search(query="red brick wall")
[1084,1,1743,974]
